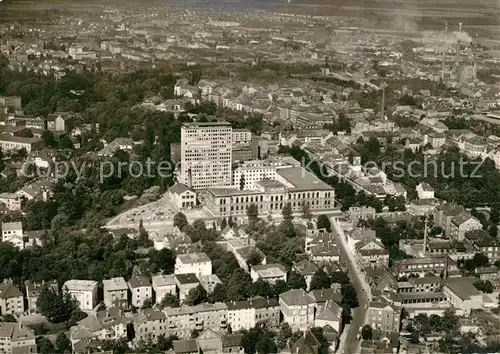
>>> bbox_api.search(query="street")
[331,217,370,354]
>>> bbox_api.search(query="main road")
[331,216,370,354]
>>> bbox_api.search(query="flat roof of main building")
[182,121,231,128]
[277,166,333,192]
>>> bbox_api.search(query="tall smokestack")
[380,85,385,120]
[459,22,462,32]
[456,41,460,66]
[442,21,448,71]
[442,44,447,71]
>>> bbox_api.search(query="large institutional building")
[205,165,335,217]
[180,122,233,189]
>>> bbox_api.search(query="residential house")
[0,323,37,354]
[25,280,58,314]
[168,183,197,209]
[0,282,24,316]
[466,231,500,262]
[347,206,376,224]
[314,300,343,333]
[354,240,389,269]
[1,222,24,249]
[225,300,255,332]
[252,297,280,330]
[250,264,287,284]
[309,288,343,309]
[0,193,22,211]
[164,303,228,339]
[175,253,212,277]
[172,328,244,354]
[199,274,222,294]
[175,274,200,302]
[102,277,129,309]
[46,112,75,132]
[293,260,320,291]
[450,214,482,241]
[289,330,323,354]
[72,307,128,342]
[151,274,177,304]
[128,276,152,308]
[63,280,98,312]
[279,289,316,331]
[415,182,435,200]
[132,309,168,344]
[366,297,401,332]
[434,203,466,237]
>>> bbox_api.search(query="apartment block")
[63,280,98,311]
[152,274,177,304]
[250,264,287,284]
[175,253,212,277]
[180,122,232,189]
[164,302,228,339]
[0,283,24,316]
[366,298,401,333]
[279,289,316,331]
[25,280,58,314]
[128,276,152,308]
[0,323,37,354]
[103,277,129,309]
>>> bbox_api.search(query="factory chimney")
[456,23,462,66]
[423,214,428,256]
[442,21,448,71]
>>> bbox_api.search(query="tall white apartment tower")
[180,122,233,189]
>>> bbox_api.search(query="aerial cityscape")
[1,0,500,353]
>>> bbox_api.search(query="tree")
[191,329,200,339]
[361,325,373,340]
[141,298,153,309]
[247,249,263,266]
[220,217,227,230]
[472,253,489,268]
[240,174,245,191]
[37,337,56,354]
[160,294,180,309]
[41,130,57,148]
[1,314,16,322]
[149,248,176,274]
[302,204,312,221]
[247,203,259,223]
[474,280,494,293]
[287,271,307,290]
[228,215,235,227]
[317,215,331,232]
[277,322,293,349]
[489,224,498,238]
[250,279,274,298]
[282,202,293,222]
[56,332,71,353]
[173,212,188,229]
[341,283,359,308]
[37,288,77,323]
[309,269,332,290]
[185,285,208,306]
[273,280,289,296]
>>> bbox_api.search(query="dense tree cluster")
[37,288,87,324]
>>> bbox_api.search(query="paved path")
[331,217,370,354]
